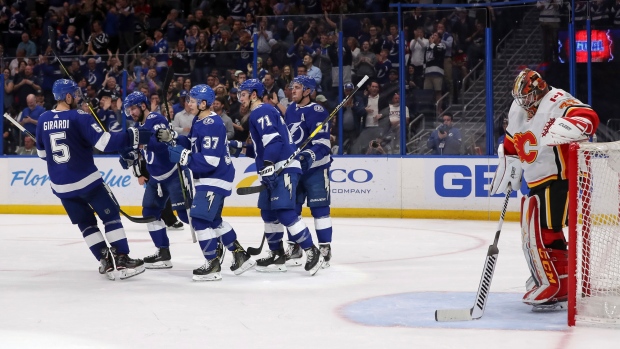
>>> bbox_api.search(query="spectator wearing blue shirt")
[117,0,135,52]
[160,9,185,50]
[105,6,120,52]
[17,33,36,57]
[427,113,462,155]
[19,94,45,138]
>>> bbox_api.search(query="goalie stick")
[236,75,370,195]
[3,113,155,223]
[435,187,512,322]
[160,66,198,243]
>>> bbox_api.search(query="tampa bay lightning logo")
[202,117,215,125]
[288,121,304,145]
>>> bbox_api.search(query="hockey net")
[568,141,620,327]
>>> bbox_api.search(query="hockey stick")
[236,75,370,195]
[47,27,106,131]
[161,66,197,243]
[4,113,155,223]
[246,235,265,256]
[435,187,512,322]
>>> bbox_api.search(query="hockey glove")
[119,150,139,170]
[156,128,178,143]
[168,145,191,166]
[259,161,277,191]
[228,140,244,158]
[541,116,592,146]
[127,127,152,149]
[490,145,522,195]
[297,150,316,173]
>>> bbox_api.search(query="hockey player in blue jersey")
[236,78,324,275]
[35,79,152,280]
[120,91,191,269]
[156,84,256,281]
[283,75,333,268]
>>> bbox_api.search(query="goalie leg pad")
[521,195,568,304]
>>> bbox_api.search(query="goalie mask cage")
[568,141,620,327]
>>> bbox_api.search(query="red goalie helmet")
[512,68,548,117]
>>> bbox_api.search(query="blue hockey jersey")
[36,108,134,198]
[248,103,301,175]
[177,112,235,196]
[136,112,177,182]
[285,102,331,174]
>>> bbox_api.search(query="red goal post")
[568,141,620,327]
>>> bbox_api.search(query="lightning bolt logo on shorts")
[284,174,293,199]
[206,192,215,211]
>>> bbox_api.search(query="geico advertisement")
[412,157,528,211]
[226,156,400,208]
[2,156,400,208]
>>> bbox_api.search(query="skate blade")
[307,255,325,276]
[285,258,303,267]
[321,261,331,269]
[104,271,116,281]
[118,265,146,280]
[532,301,568,312]
[192,272,222,281]
[232,259,257,275]
[145,261,173,269]
[255,264,287,273]
[167,226,184,231]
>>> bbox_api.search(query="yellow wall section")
[0,205,521,221]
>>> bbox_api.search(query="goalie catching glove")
[490,144,522,195]
[540,116,593,146]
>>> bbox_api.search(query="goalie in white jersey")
[490,69,600,309]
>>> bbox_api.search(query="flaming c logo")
[513,131,538,164]
[236,163,260,189]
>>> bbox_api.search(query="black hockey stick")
[435,187,512,321]
[4,113,155,223]
[236,75,370,195]
[161,66,198,243]
[246,235,265,256]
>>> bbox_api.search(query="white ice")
[1,215,620,349]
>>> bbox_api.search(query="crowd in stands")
[1,0,540,156]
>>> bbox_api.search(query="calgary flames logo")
[513,131,538,164]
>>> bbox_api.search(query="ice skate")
[255,248,287,272]
[111,248,146,280]
[99,247,115,281]
[285,242,303,266]
[532,300,568,312]
[193,258,222,281]
[230,241,256,275]
[167,221,184,231]
[319,243,331,269]
[144,247,173,269]
[216,241,225,264]
[304,245,324,276]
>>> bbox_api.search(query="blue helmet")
[238,78,265,98]
[189,84,215,108]
[292,75,316,94]
[52,79,80,101]
[123,91,148,116]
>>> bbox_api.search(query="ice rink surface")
[1,214,620,349]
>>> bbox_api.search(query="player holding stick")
[491,68,599,310]
[35,79,152,280]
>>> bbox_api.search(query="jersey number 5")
[49,132,70,164]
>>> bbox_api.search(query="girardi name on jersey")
[42,119,70,131]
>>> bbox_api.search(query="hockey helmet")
[52,79,82,102]
[292,75,316,94]
[189,84,215,108]
[238,78,265,99]
[512,68,548,117]
[123,91,149,117]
